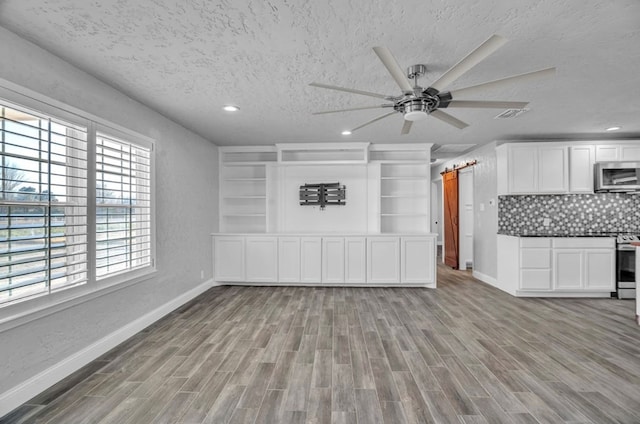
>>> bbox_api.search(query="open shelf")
[379,163,429,233]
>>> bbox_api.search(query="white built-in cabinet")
[344,237,366,284]
[498,141,640,195]
[367,237,400,283]
[322,237,345,284]
[213,234,436,287]
[278,237,300,283]
[497,235,614,296]
[213,237,245,281]
[300,237,322,283]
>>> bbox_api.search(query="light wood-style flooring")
[2,264,640,423]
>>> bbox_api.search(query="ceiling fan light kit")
[310,34,555,135]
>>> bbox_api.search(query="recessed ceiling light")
[605,126,621,131]
[223,105,239,112]
[341,130,352,135]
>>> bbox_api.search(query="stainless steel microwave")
[594,161,640,192]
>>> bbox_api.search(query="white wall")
[280,164,370,233]
[0,25,218,406]
[431,141,498,281]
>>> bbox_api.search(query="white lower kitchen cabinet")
[519,238,552,291]
[212,234,435,286]
[584,250,616,290]
[322,237,345,284]
[367,237,400,284]
[245,237,278,283]
[497,235,615,297]
[300,237,322,283]
[214,236,245,281]
[401,236,436,284]
[278,237,301,283]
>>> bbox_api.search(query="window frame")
[0,81,156,332]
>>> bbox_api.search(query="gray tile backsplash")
[498,193,640,235]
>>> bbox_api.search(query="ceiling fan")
[310,34,555,135]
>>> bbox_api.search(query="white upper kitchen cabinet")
[498,144,568,195]
[595,143,640,162]
[569,145,595,193]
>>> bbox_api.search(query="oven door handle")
[617,245,637,251]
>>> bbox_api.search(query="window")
[96,132,152,278]
[1,103,88,304]
[0,95,154,308]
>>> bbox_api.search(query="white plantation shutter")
[96,132,152,278]
[0,102,88,304]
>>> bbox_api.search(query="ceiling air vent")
[494,108,529,119]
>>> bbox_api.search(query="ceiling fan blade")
[372,46,414,93]
[446,100,529,109]
[309,82,389,99]
[449,67,556,98]
[430,109,469,129]
[401,120,413,135]
[350,111,397,132]
[429,34,508,92]
[312,105,391,115]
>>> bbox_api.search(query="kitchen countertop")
[498,233,619,238]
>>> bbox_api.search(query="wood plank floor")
[3,263,640,424]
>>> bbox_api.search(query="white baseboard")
[0,278,214,418]
[472,270,497,286]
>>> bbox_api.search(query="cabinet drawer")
[520,269,552,290]
[520,238,551,248]
[520,248,551,268]
[552,238,615,249]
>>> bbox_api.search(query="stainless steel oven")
[616,235,637,299]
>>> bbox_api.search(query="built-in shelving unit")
[218,143,432,234]
[219,146,276,233]
[371,144,431,233]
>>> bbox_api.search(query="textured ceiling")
[0,0,639,154]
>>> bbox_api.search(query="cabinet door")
[278,237,300,283]
[595,145,619,162]
[300,237,322,283]
[520,269,552,290]
[345,237,366,284]
[214,237,245,281]
[367,237,400,283]
[508,146,538,193]
[245,237,278,282]
[538,146,568,193]
[401,237,435,284]
[553,250,583,290]
[584,249,615,290]
[322,237,345,284]
[569,145,595,193]
[620,145,640,161]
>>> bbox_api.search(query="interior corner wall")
[0,25,218,400]
[431,141,498,280]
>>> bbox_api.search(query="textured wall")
[0,26,218,394]
[431,141,499,280]
[498,193,640,235]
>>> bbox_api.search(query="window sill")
[0,267,157,333]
